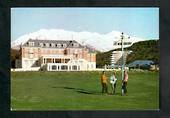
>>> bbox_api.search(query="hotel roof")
[22,39,84,49]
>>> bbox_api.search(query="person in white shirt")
[110,71,117,94]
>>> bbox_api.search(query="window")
[52,65,57,70]
[124,42,132,45]
[36,61,39,66]
[61,65,68,70]
[55,59,61,63]
[43,58,46,64]
[63,43,67,48]
[78,66,80,70]
[28,42,34,46]
[57,44,61,48]
[51,43,55,47]
[46,43,49,47]
[64,49,67,55]
[72,65,77,70]
[73,43,79,47]
[46,58,52,63]
[39,43,43,47]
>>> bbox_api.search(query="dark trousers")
[101,83,108,93]
[122,82,127,94]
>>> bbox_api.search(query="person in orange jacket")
[100,71,108,94]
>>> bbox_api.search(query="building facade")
[17,39,96,71]
[111,51,131,68]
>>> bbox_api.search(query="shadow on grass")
[52,86,101,95]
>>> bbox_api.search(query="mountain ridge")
[11,29,146,52]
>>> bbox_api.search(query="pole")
[121,32,124,95]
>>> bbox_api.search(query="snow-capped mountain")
[11,29,145,52]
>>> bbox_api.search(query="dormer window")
[57,44,61,48]
[46,43,49,47]
[51,43,55,47]
[63,43,67,48]
[73,43,79,47]
[39,43,43,47]
[28,42,34,46]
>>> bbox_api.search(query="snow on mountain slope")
[11,29,145,52]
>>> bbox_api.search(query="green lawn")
[11,71,159,110]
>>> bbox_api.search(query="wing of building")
[110,51,131,68]
[15,39,96,71]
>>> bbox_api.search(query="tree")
[11,49,20,68]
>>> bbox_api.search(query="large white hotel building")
[15,39,96,71]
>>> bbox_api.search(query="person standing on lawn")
[110,71,117,94]
[122,70,128,95]
[100,71,108,94]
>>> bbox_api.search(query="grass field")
[11,71,159,110]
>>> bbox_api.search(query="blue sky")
[11,7,159,41]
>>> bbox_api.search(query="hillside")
[96,40,159,68]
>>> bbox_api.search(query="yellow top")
[101,74,107,83]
